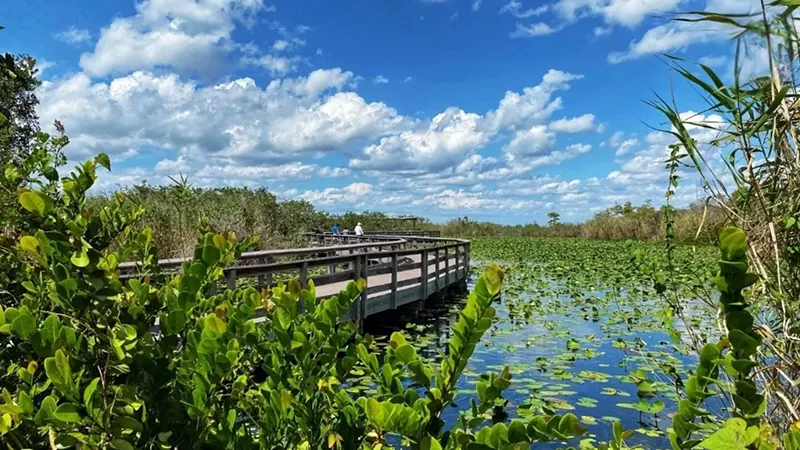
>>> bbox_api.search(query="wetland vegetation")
[3,0,800,448]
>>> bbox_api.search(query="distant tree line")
[437,201,724,244]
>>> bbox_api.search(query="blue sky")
[1,0,761,224]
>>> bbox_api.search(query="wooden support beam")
[421,249,429,300]
[353,255,362,327]
[391,252,398,309]
[435,248,441,291]
[360,254,368,320]
[227,270,237,290]
[444,246,450,286]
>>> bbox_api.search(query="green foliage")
[1,143,609,449]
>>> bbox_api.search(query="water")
[362,275,711,450]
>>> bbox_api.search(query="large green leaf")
[18,191,52,216]
[54,403,81,423]
[10,312,35,339]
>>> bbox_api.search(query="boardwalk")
[119,233,470,324]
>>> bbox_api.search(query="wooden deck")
[119,233,470,325]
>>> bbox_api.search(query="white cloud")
[484,69,581,132]
[56,27,92,45]
[79,0,265,76]
[299,182,373,206]
[243,54,301,75]
[473,0,482,11]
[510,22,560,38]
[515,142,591,168]
[614,138,639,156]
[608,23,714,63]
[350,69,583,173]
[271,37,305,52]
[373,75,389,84]
[548,113,599,133]
[35,59,56,77]
[554,0,683,27]
[505,125,555,157]
[317,166,351,178]
[415,189,487,209]
[403,76,414,83]
[500,1,548,18]
[351,108,487,172]
[607,0,758,63]
[698,55,727,67]
[594,26,612,37]
[37,69,407,165]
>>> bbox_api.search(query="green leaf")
[204,315,227,336]
[94,153,111,171]
[18,391,33,415]
[34,396,57,425]
[54,403,81,423]
[365,398,384,426]
[698,418,759,450]
[45,349,74,398]
[202,245,220,266]
[719,227,747,262]
[165,310,187,335]
[483,264,504,296]
[395,344,417,364]
[728,329,760,356]
[11,313,35,339]
[19,191,52,216]
[83,378,99,407]
[70,247,90,268]
[19,235,40,255]
[110,439,135,450]
[421,436,442,450]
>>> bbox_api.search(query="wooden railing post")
[444,246,450,285]
[421,249,429,300]
[435,248,441,291]
[454,245,459,280]
[353,256,362,324]
[465,242,470,278]
[391,252,398,309]
[227,270,237,290]
[360,254,368,320]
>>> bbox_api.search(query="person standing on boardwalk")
[332,224,339,235]
[354,222,363,236]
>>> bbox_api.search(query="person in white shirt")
[354,222,363,236]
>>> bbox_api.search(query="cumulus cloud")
[504,125,555,157]
[243,54,301,75]
[350,69,586,173]
[79,0,265,76]
[373,75,389,84]
[350,108,487,172]
[554,0,684,27]
[37,69,407,165]
[548,113,600,133]
[299,182,374,206]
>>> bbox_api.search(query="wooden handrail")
[119,232,470,326]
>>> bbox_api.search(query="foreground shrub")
[0,144,599,449]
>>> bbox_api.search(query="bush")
[0,143,600,449]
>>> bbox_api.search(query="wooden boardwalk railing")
[119,233,470,324]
